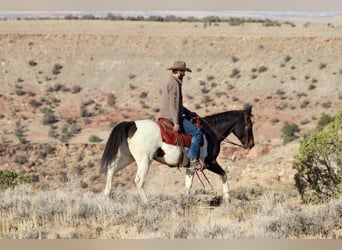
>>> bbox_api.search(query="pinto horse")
[101,106,254,202]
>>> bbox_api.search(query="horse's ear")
[245,105,252,116]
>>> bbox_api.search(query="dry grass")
[0,20,342,239]
[0,179,341,239]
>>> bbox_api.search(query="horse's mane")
[202,110,243,125]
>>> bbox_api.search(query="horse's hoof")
[222,197,231,205]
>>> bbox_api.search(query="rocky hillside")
[0,20,341,194]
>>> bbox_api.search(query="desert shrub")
[29,99,42,108]
[128,73,136,79]
[300,100,310,109]
[281,121,300,144]
[89,135,102,143]
[284,55,292,63]
[0,170,32,190]
[80,107,92,117]
[71,85,82,94]
[258,66,268,73]
[293,109,342,203]
[206,75,215,81]
[211,82,218,88]
[139,91,148,99]
[319,63,327,70]
[316,114,334,131]
[322,102,331,109]
[60,122,81,142]
[48,125,58,138]
[107,93,116,107]
[38,144,55,159]
[270,118,280,125]
[276,89,286,96]
[52,63,63,75]
[231,56,239,63]
[15,89,26,96]
[201,87,210,94]
[42,110,58,125]
[14,155,28,165]
[129,84,137,90]
[28,60,38,67]
[308,84,316,90]
[82,99,95,107]
[227,83,235,90]
[199,80,206,86]
[230,68,240,78]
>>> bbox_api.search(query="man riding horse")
[159,61,203,170]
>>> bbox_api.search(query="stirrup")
[188,159,203,171]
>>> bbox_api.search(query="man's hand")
[173,124,180,132]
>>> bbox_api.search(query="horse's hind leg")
[134,157,152,203]
[104,152,133,196]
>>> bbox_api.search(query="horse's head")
[233,106,255,149]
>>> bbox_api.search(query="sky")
[0,0,341,11]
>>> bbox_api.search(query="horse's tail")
[100,121,137,174]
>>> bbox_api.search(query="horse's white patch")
[156,143,190,167]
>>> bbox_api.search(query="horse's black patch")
[127,122,137,138]
[155,147,165,157]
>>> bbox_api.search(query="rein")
[198,117,248,149]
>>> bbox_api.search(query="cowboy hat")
[167,61,192,72]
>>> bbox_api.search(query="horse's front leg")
[206,162,231,203]
[221,173,231,202]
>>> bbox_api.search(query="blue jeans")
[180,117,202,159]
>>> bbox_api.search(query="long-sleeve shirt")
[160,74,197,125]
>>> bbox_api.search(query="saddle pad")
[156,118,192,147]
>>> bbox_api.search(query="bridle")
[198,112,251,149]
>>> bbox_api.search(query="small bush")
[316,114,334,131]
[28,60,38,67]
[128,73,136,79]
[71,85,82,94]
[0,170,32,190]
[42,112,58,125]
[322,102,331,109]
[230,68,240,78]
[129,84,137,90]
[258,66,268,73]
[206,75,215,81]
[308,84,316,90]
[319,63,327,70]
[52,63,63,75]
[284,55,292,63]
[281,121,300,144]
[293,109,342,203]
[139,92,148,99]
[80,107,93,117]
[231,56,239,63]
[201,87,210,94]
[14,155,28,165]
[89,135,102,143]
[29,99,42,108]
[107,93,116,107]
